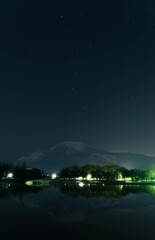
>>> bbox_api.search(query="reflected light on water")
[79,182,84,187]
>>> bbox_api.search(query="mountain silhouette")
[17,141,155,172]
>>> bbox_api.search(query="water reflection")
[2,182,155,200]
[0,182,42,199]
[1,182,155,240]
[58,183,155,199]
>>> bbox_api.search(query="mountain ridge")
[17,141,155,171]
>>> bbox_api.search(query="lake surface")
[1,183,155,240]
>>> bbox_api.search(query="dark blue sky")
[1,0,155,160]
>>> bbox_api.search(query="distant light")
[7,173,13,178]
[86,174,91,180]
[77,176,83,180]
[79,182,84,187]
[25,181,33,186]
[52,173,57,179]
[125,177,132,181]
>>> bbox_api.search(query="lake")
[1,183,155,240]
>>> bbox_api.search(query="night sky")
[1,0,155,161]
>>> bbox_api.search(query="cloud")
[108,149,129,153]
[18,151,44,163]
[145,154,155,157]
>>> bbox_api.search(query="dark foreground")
[1,182,155,240]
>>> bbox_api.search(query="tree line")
[0,161,44,183]
[1,161,155,183]
[59,163,155,181]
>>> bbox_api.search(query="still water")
[1,183,155,240]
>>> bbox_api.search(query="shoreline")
[52,179,155,186]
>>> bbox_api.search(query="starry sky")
[1,0,155,161]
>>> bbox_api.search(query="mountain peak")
[50,141,89,153]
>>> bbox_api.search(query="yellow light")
[52,173,57,179]
[77,176,83,180]
[79,182,84,187]
[125,177,132,181]
[86,174,91,180]
[25,181,33,186]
